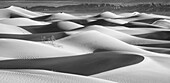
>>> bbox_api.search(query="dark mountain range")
[0,0,170,4]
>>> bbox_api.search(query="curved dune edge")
[92,56,170,83]
[0,70,116,83]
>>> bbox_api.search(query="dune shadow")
[0,52,144,76]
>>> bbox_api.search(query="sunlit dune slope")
[0,23,31,34]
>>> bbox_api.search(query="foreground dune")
[92,56,170,83]
[0,70,116,83]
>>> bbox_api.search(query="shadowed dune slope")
[44,13,81,20]
[139,43,170,48]
[31,15,53,21]
[66,19,89,25]
[123,22,164,28]
[0,70,116,83]
[131,18,162,24]
[21,21,83,33]
[0,32,68,41]
[0,52,144,76]
[86,19,127,26]
[134,31,170,40]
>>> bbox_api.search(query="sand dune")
[6,6,46,18]
[21,21,83,33]
[0,51,143,76]
[67,25,170,45]
[92,56,170,83]
[0,18,50,26]
[0,23,31,34]
[135,31,170,40]
[56,30,166,56]
[45,13,81,20]
[139,43,170,49]
[153,19,170,29]
[87,19,127,26]
[86,18,164,28]
[66,19,89,25]
[115,28,170,35]
[0,70,116,83]
[131,18,162,24]
[94,11,123,18]
[124,21,164,28]
[31,15,53,21]
[118,12,140,17]
[119,12,170,22]
[0,32,68,41]
[138,46,170,54]
[0,38,76,59]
